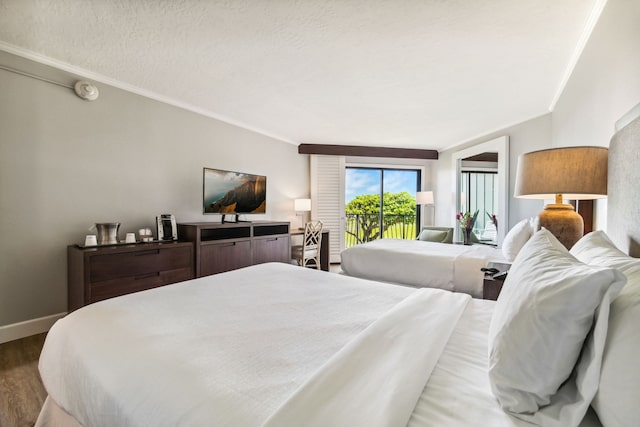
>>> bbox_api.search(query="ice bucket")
[95,222,120,245]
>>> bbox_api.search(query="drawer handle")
[134,249,160,256]
[267,238,278,242]
[135,272,160,280]
[219,242,236,247]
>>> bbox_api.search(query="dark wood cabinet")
[252,235,290,265]
[200,240,252,276]
[482,262,511,301]
[68,241,194,311]
[67,222,290,310]
[178,221,290,278]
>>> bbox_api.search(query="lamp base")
[537,203,584,250]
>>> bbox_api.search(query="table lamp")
[416,191,435,226]
[514,146,608,249]
[294,198,312,230]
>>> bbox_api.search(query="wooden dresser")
[68,241,194,311]
[177,221,290,277]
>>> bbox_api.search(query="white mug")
[125,233,136,243]
[84,235,97,246]
[138,227,153,242]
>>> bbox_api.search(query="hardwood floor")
[0,334,47,427]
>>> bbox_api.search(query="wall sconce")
[514,146,608,249]
[294,198,312,230]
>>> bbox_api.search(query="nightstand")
[483,262,511,301]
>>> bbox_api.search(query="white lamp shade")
[513,146,608,249]
[514,146,608,200]
[294,198,311,211]
[416,191,434,205]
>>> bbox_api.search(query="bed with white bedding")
[36,104,640,427]
[36,262,605,427]
[37,247,627,427]
[340,238,505,297]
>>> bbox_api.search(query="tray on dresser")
[75,239,177,249]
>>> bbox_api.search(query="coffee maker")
[156,214,177,241]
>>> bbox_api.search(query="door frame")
[451,136,509,243]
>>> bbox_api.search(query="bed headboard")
[607,103,640,257]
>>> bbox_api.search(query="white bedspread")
[341,239,504,297]
[40,263,415,427]
[38,263,601,427]
[263,288,470,427]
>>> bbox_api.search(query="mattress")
[340,239,506,297]
[36,263,600,427]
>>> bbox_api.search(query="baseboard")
[0,312,66,344]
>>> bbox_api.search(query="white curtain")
[310,155,345,263]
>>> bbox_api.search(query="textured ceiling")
[0,0,600,150]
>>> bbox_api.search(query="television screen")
[203,168,266,214]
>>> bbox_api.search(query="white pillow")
[571,230,640,272]
[488,228,626,426]
[571,231,640,427]
[501,218,533,261]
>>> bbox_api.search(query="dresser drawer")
[89,246,192,283]
[252,235,290,264]
[200,240,252,276]
[89,267,193,303]
[68,242,194,311]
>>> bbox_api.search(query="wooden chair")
[292,221,323,269]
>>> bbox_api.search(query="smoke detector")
[74,80,99,101]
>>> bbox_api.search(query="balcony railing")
[345,213,417,248]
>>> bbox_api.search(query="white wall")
[435,114,552,232]
[0,51,308,331]
[553,0,640,149]
[434,0,640,234]
[551,0,640,230]
[2,0,637,335]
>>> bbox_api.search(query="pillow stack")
[501,218,535,261]
[570,231,640,427]
[488,228,626,426]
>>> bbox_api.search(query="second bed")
[340,238,506,298]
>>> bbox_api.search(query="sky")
[345,168,419,203]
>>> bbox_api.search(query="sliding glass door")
[345,167,420,247]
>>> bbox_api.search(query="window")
[344,167,421,247]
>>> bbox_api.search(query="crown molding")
[0,41,296,145]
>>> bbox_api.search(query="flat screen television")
[203,167,266,215]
